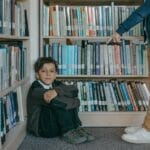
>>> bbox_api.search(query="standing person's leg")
[122,100,150,143]
[142,100,150,130]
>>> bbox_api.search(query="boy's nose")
[46,71,51,75]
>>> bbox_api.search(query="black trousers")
[38,104,81,138]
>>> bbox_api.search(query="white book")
[108,82,119,111]
[107,45,114,75]
[77,82,83,112]
[103,82,115,111]
[85,82,91,112]
[86,44,91,75]
[126,44,131,75]
[59,6,66,36]
[143,48,148,75]
[51,5,60,36]
[103,44,109,75]
[142,83,150,104]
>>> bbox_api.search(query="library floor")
[18,127,150,150]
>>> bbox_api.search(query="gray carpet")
[18,127,150,150]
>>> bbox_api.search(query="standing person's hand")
[112,32,121,43]
[107,32,121,44]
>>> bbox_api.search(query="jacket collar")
[37,80,52,89]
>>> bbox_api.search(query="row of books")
[44,40,148,76]
[0,0,29,36]
[0,42,28,91]
[0,90,20,145]
[63,80,149,112]
[42,4,143,37]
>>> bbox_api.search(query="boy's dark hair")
[34,57,58,72]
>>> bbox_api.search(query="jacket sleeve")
[27,83,49,106]
[116,0,150,35]
[54,83,78,98]
[52,81,80,109]
[52,96,80,110]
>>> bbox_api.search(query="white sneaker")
[122,128,150,144]
[124,126,141,134]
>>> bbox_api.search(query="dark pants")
[38,104,81,138]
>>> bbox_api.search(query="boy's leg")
[51,107,87,144]
[38,106,60,138]
[51,107,81,134]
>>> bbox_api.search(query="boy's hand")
[44,90,57,103]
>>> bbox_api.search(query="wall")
[29,0,39,82]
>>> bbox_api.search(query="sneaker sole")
[124,127,140,134]
[122,135,150,144]
[62,136,87,144]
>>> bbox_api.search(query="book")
[130,82,145,111]
[11,0,16,35]
[108,82,119,111]
[92,82,99,111]
[24,9,29,36]
[0,0,4,34]
[125,82,138,111]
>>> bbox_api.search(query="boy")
[26,57,94,144]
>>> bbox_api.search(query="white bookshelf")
[0,0,31,149]
[39,0,149,128]
[79,112,146,127]
[2,122,26,150]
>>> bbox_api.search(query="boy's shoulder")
[53,80,63,86]
[31,80,42,88]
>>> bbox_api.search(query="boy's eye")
[40,70,55,73]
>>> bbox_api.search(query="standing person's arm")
[113,0,150,42]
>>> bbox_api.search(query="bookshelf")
[39,0,150,127]
[0,0,30,149]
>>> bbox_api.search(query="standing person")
[111,0,150,144]
[26,57,95,144]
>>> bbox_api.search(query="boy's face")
[36,63,57,85]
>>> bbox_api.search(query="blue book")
[58,44,62,74]
[61,44,68,75]
[119,81,133,111]
[77,7,83,36]
[43,44,50,57]
[74,45,78,75]
[0,98,6,144]
[88,82,95,111]
[67,45,74,75]
[51,43,59,63]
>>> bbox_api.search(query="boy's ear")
[35,73,39,79]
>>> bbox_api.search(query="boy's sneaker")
[122,128,150,144]
[124,126,141,134]
[76,127,95,141]
[62,129,87,144]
